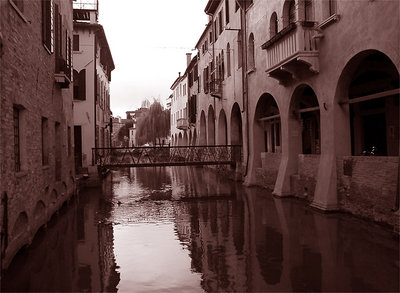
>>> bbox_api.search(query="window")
[209,31,213,44]
[73,69,86,100]
[289,0,296,24]
[305,0,313,21]
[55,122,61,181]
[237,32,242,69]
[219,10,223,34]
[248,33,255,70]
[214,20,218,41]
[68,126,71,157]
[42,0,53,53]
[221,50,225,80]
[13,107,21,172]
[73,34,79,51]
[225,0,230,24]
[227,43,231,77]
[42,118,49,165]
[329,0,336,15]
[270,12,278,38]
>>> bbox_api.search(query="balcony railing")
[209,79,222,98]
[55,56,72,87]
[261,21,320,83]
[177,118,189,130]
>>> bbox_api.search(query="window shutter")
[79,69,86,100]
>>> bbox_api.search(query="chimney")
[178,72,181,77]
[186,53,192,68]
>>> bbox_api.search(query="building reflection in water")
[2,166,398,292]
[172,167,399,292]
[2,176,120,292]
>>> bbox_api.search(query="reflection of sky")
[114,223,204,293]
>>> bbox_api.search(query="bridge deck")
[92,145,241,168]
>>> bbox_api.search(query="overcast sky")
[98,0,210,118]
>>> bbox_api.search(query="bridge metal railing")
[92,145,242,168]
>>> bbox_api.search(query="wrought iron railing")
[92,145,242,168]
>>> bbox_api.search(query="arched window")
[248,33,255,70]
[304,0,313,21]
[270,12,278,38]
[73,69,86,100]
[237,32,243,69]
[289,0,296,24]
[227,43,231,77]
[221,50,225,80]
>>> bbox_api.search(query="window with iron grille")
[225,0,229,24]
[42,0,54,53]
[73,34,79,51]
[42,117,49,165]
[13,107,20,172]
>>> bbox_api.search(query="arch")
[12,212,28,238]
[217,109,228,145]
[231,103,243,146]
[270,12,278,38]
[283,0,296,28]
[192,128,198,146]
[51,189,58,201]
[248,33,255,69]
[227,43,231,77]
[189,130,192,146]
[200,111,207,145]
[178,132,183,146]
[34,201,46,220]
[183,131,188,146]
[289,85,321,154]
[335,50,399,156]
[208,106,216,145]
[254,94,281,168]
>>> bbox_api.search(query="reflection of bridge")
[92,145,242,168]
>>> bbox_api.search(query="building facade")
[0,0,75,269]
[182,0,399,227]
[73,4,114,174]
[170,54,191,146]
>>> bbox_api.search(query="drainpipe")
[94,32,97,165]
[239,4,250,177]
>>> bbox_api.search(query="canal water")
[2,166,399,292]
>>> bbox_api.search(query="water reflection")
[2,166,399,292]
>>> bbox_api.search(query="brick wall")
[291,155,320,201]
[255,152,281,190]
[337,156,399,226]
[0,0,75,269]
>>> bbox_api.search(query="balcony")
[177,118,189,130]
[209,78,222,98]
[261,21,320,84]
[55,56,72,88]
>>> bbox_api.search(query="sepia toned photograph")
[0,0,399,292]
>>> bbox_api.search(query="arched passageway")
[200,111,207,145]
[208,106,215,145]
[231,103,243,146]
[346,52,399,156]
[288,85,320,200]
[290,86,321,155]
[178,132,183,146]
[253,94,281,190]
[217,110,227,145]
[192,128,197,146]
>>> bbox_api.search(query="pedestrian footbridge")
[92,145,241,169]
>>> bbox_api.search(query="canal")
[2,166,399,292]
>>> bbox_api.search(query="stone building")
[185,0,399,227]
[170,54,191,146]
[72,2,114,175]
[0,0,75,269]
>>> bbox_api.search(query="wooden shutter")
[79,69,86,100]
